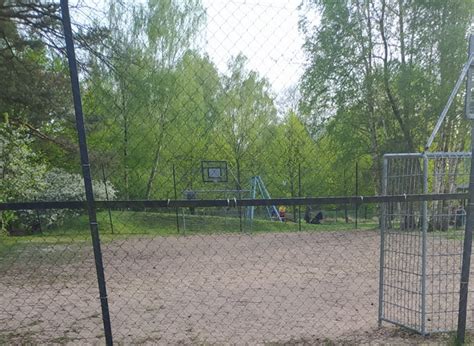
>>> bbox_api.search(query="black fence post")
[172,164,180,234]
[236,161,243,232]
[60,1,113,345]
[33,197,42,234]
[298,163,302,232]
[355,161,359,229]
[343,169,348,223]
[457,33,474,345]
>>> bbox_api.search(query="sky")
[201,0,307,95]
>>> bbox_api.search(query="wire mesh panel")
[380,154,425,332]
[380,152,472,334]
[425,152,470,333]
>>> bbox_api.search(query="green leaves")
[0,123,47,203]
[300,0,473,193]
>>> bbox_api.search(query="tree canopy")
[1,0,473,219]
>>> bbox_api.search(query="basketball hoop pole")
[425,53,474,151]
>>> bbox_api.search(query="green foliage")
[0,123,116,231]
[0,123,47,230]
[299,0,473,193]
[2,0,473,227]
[217,54,277,183]
[0,123,47,201]
[0,210,378,252]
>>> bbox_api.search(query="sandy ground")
[0,229,468,344]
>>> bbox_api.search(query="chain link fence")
[1,0,473,344]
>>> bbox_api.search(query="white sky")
[202,0,307,95]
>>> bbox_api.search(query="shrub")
[16,169,117,230]
[1,123,117,233]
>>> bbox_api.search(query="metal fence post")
[457,34,474,345]
[355,161,359,229]
[60,1,113,344]
[101,165,114,234]
[378,156,388,326]
[457,132,474,343]
[298,163,302,232]
[173,164,180,234]
[344,168,348,223]
[421,154,428,335]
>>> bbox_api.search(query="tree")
[83,0,206,199]
[278,112,316,216]
[299,0,473,194]
[217,54,277,190]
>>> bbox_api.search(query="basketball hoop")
[201,161,228,183]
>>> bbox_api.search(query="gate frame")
[379,151,471,335]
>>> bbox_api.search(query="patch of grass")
[0,330,37,344]
[447,330,472,346]
[49,335,81,344]
[0,210,377,256]
[431,227,465,241]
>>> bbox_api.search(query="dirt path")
[0,230,464,344]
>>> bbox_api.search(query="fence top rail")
[0,193,467,211]
[384,153,424,158]
[384,152,472,159]
[425,151,471,158]
[184,189,252,194]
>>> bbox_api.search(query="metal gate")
[379,152,471,334]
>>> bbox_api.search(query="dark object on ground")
[456,207,466,228]
[8,220,42,236]
[310,211,324,224]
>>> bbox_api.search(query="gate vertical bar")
[60,1,113,344]
[378,156,388,326]
[421,154,428,335]
[457,33,474,344]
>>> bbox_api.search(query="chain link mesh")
[0,0,472,344]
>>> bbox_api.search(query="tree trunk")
[379,0,415,153]
[398,0,406,66]
[364,0,380,193]
[120,85,129,200]
[145,135,163,200]
[123,111,129,200]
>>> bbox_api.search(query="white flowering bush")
[0,123,47,232]
[40,168,117,202]
[18,169,117,229]
[0,123,116,232]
